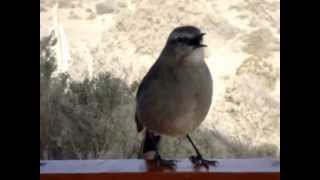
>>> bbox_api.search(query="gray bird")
[135,26,218,169]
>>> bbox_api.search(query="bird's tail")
[138,130,160,159]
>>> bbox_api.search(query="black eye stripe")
[171,35,203,46]
[177,37,187,42]
[175,37,200,42]
[189,38,199,44]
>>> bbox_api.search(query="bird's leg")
[186,134,219,169]
[154,148,177,169]
[143,130,177,169]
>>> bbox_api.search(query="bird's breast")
[139,62,213,137]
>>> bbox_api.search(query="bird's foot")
[189,155,219,169]
[155,155,177,169]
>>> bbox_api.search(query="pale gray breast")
[136,54,213,136]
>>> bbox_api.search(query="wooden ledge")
[40,158,280,180]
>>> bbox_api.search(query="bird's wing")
[135,62,160,133]
[135,112,144,132]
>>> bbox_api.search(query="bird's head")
[165,26,207,62]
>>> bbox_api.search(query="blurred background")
[40,0,280,160]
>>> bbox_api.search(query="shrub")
[40,34,139,160]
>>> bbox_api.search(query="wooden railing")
[40,158,280,180]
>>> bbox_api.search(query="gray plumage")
[135,26,212,137]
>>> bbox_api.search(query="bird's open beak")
[197,33,207,48]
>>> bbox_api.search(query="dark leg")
[143,130,176,169]
[186,134,219,169]
[154,149,177,169]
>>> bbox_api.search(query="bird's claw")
[155,157,177,169]
[189,155,219,169]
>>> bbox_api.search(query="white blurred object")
[50,3,70,75]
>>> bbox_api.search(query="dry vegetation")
[40,34,140,159]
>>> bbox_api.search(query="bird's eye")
[189,38,197,45]
[187,37,201,46]
[171,37,199,45]
[177,37,185,42]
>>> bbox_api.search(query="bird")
[135,25,218,169]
